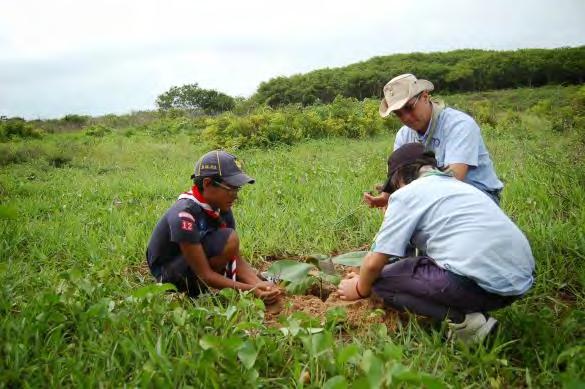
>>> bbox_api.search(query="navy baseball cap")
[192,150,255,187]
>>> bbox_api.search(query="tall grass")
[1,86,584,387]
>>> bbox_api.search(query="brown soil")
[264,290,400,333]
[259,257,401,333]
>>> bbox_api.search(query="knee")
[371,278,397,300]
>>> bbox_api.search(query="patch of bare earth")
[265,291,399,333]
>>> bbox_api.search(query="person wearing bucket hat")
[340,143,534,345]
[146,150,280,304]
[364,73,503,207]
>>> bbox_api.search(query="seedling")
[264,251,369,298]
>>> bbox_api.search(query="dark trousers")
[372,256,518,322]
[149,228,233,297]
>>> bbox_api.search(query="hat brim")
[379,96,409,118]
[222,173,255,187]
[378,79,435,118]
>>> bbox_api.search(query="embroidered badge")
[181,220,193,231]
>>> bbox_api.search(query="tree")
[156,84,235,115]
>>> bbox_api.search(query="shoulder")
[392,176,455,204]
[396,125,413,137]
[169,199,202,220]
[394,126,416,148]
[439,108,480,136]
[440,108,477,127]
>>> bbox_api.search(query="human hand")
[253,281,281,305]
[363,192,389,208]
[338,276,364,301]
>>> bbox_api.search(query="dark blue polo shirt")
[146,198,235,269]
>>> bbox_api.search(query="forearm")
[199,269,255,291]
[235,256,262,285]
[358,252,390,296]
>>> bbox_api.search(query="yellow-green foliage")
[203,96,395,149]
[0,118,43,141]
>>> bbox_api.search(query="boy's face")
[202,178,240,212]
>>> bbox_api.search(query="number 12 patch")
[181,220,193,231]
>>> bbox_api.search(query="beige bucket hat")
[379,74,434,117]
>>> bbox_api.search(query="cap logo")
[200,163,218,170]
[234,159,242,170]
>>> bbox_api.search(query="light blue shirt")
[373,174,534,296]
[394,107,503,192]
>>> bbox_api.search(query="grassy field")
[1,86,584,387]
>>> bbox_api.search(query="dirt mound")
[265,291,399,332]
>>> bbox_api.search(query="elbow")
[362,253,387,275]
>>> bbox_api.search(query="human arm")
[180,242,280,303]
[337,252,390,300]
[340,195,421,300]
[442,114,480,180]
[444,163,469,181]
[360,128,407,208]
[236,254,281,304]
[180,242,256,291]
[363,191,390,208]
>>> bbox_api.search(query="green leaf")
[320,272,341,286]
[331,251,369,267]
[421,374,447,389]
[323,375,348,389]
[305,332,333,357]
[325,306,347,328]
[382,342,402,361]
[280,327,323,336]
[265,260,315,282]
[361,350,383,387]
[132,283,177,298]
[199,335,220,350]
[238,341,258,369]
[337,344,359,365]
[285,276,317,295]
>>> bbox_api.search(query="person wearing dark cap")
[363,73,503,207]
[340,143,534,344]
[146,150,280,304]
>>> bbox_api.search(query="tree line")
[252,46,585,107]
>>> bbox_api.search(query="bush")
[0,118,44,141]
[201,97,389,149]
[144,118,204,137]
[551,107,575,133]
[62,114,90,127]
[84,124,113,137]
[468,101,498,127]
[0,143,72,167]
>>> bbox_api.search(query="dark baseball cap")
[192,150,255,187]
[382,143,436,193]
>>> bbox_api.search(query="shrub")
[468,101,497,127]
[84,124,113,137]
[62,114,90,127]
[551,107,575,133]
[202,97,388,149]
[0,118,44,141]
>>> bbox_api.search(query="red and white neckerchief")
[178,186,237,281]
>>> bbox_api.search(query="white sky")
[1,0,584,119]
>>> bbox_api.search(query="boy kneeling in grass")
[338,143,535,344]
[146,150,280,304]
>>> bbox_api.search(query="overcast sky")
[1,0,584,119]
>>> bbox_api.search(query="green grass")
[1,86,584,387]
